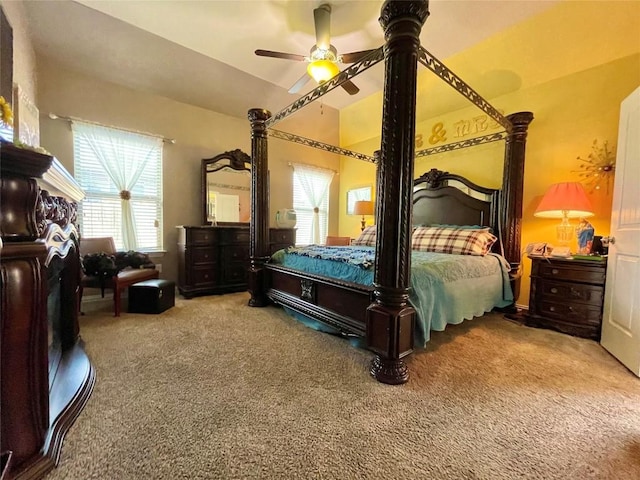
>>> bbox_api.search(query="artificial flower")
[0,96,13,126]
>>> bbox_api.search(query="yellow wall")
[339,0,640,307]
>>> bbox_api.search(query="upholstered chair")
[325,236,351,246]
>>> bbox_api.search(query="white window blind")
[73,122,163,251]
[292,163,334,245]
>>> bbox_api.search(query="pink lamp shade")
[534,182,594,219]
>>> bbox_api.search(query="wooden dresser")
[177,225,295,298]
[526,256,607,340]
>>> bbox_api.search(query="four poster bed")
[247,0,533,384]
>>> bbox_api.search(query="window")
[291,163,334,245]
[73,122,163,251]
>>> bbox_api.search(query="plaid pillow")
[353,225,377,246]
[412,226,497,256]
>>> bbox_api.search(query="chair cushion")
[116,268,159,286]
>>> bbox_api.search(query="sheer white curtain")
[72,122,162,250]
[292,163,334,244]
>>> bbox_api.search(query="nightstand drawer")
[538,279,604,306]
[536,262,605,284]
[537,300,602,325]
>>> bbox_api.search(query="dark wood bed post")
[501,111,534,300]
[366,0,430,385]
[248,108,272,307]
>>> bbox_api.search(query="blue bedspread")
[270,245,513,347]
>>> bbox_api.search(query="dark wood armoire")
[0,142,95,479]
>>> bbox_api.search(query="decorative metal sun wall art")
[575,139,616,194]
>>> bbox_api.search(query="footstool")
[128,279,175,314]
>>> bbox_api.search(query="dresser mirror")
[201,149,251,225]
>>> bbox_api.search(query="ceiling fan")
[255,4,374,95]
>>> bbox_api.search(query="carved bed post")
[248,108,272,307]
[366,0,430,385]
[501,111,534,299]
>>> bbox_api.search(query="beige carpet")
[46,292,640,480]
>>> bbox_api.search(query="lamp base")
[360,216,366,231]
[556,219,574,246]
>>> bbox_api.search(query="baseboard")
[504,304,529,325]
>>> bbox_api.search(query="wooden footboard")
[265,264,373,337]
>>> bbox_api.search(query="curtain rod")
[47,113,176,144]
[287,161,337,175]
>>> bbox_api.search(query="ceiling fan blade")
[341,80,360,96]
[341,49,378,64]
[288,73,312,94]
[255,49,306,62]
[313,4,332,50]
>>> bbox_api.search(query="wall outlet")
[155,264,162,273]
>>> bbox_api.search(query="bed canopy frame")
[247,0,533,384]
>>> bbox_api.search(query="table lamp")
[534,182,594,245]
[353,200,374,231]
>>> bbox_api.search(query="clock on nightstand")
[526,255,607,340]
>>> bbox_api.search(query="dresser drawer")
[191,267,216,287]
[537,300,602,326]
[187,228,217,245]
[222,264,248,284]
[538,279,604,306]
[222,245,249,262]
[189,246,216,265]
[536,262,605,284]
[219,228,250,244]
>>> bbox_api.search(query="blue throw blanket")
[271,245,513,346]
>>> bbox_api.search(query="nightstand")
[526,256,607,340]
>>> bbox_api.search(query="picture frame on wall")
[12,83,40,147]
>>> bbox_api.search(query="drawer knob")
[204,254,209,259]
[204,274,209,279]
[551,269,559,275]
[550,287,558,294]
[549,306,556,312]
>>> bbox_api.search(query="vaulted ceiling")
[22,0,558,119]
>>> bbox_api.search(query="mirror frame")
[201,149,251,226]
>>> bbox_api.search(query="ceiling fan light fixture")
[307,60,340,83]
